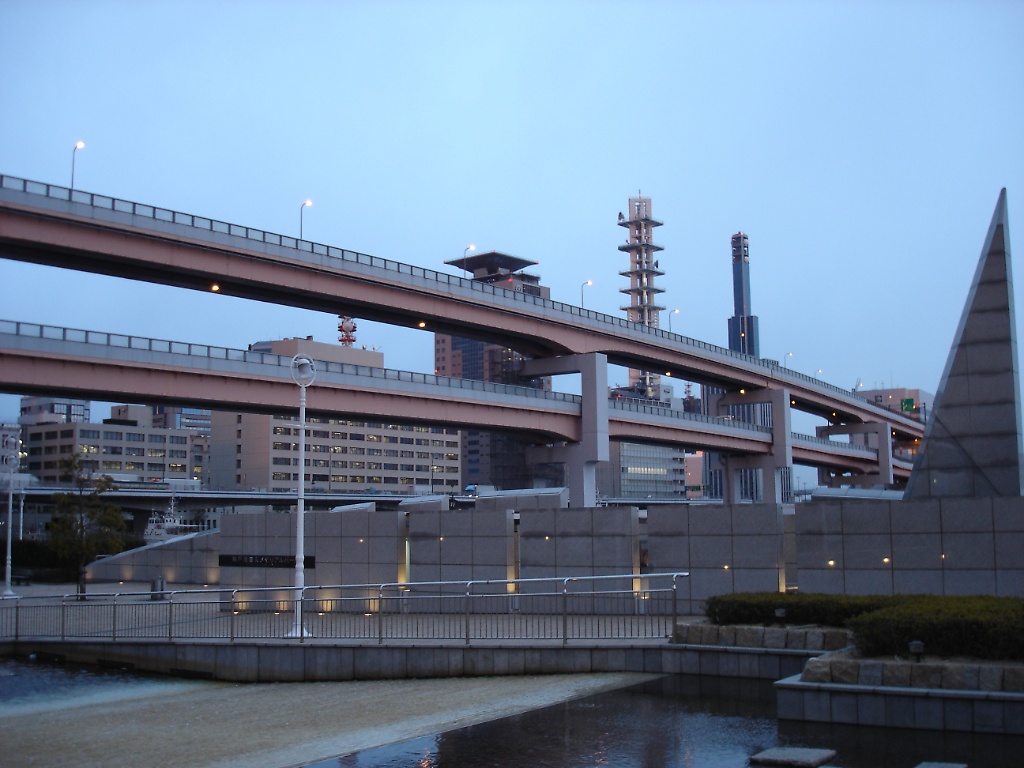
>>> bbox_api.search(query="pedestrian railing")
[0,572,688,646]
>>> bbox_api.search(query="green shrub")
[705,592,1024,660]
[847,595,1024,661]
[704,592,896,627]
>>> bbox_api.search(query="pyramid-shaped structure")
[905,189,1023,498]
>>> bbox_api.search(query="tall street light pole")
[300,199,312,240]
[581,280,592,307]
[1,425,20,597]
[70,141,85,191]
[668,308,679,333]
[288,355,316,638]
[464,244,475,259]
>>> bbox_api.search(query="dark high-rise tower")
[434,250,557,491]
[727,232,759,356]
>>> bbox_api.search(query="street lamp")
[2,426,20,597]
[668,308,680,333]
[784,351,794,369]
[581,280,592,307]
[464,243,476,259]
[287,354,316,637]
[299,199,312,240]
[70,140,85,191]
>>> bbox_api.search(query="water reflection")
[322,675,1024,768]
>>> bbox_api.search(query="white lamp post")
[2,426,20,597]
[784,351,794,369]
[70,141,85,191]
[668,308,679,333]
[581,279,592,307]
[287,354,316,637]
[300,199,312,240]
[464,243,475,259]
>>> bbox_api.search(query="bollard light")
[909,639,924,662]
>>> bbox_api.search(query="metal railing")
[0,173,921,426]
[0,572,687,646]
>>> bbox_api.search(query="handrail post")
[672,574,679,632]
[14,598,20,640]
[230,590,237,643]
[111,595,118,640]
[464,581,472,646]
[562,578,572,647]
[168,594,174,641]
[60,596,67,641]
[298,587,306,644]
[378,585,385,645]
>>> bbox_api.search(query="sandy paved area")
[1,672,658,768]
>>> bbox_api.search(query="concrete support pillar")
[718,387,792,505]
[816,420,894,488]
[521,353,608,507]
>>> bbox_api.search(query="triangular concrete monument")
[905,189,1023,498]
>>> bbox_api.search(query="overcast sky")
[1,0,1022,425]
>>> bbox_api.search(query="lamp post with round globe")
[287,355,316,637]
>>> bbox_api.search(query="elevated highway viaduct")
[0,176,921,503]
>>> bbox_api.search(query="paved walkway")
[1,670,658,768]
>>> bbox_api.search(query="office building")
[22,403,194,485]
[209,337,461,493]
[19,396,90,426]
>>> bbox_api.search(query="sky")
[1,0,1023,426]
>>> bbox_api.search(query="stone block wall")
[518,506,638,583]
[646,503,786,613]
[796,496,1024,596]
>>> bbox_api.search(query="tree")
[48,453,125,597]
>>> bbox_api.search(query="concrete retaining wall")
[776,673,1024,734]
[5,639,814,684]
[87,531,219,585]
[796,497,1024,597]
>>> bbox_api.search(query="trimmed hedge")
[705,592,1024,661]
[704,592,897,627]
[847,595,1024,661]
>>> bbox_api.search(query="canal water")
[315,675,1023,768]
[2,657,1020,767]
